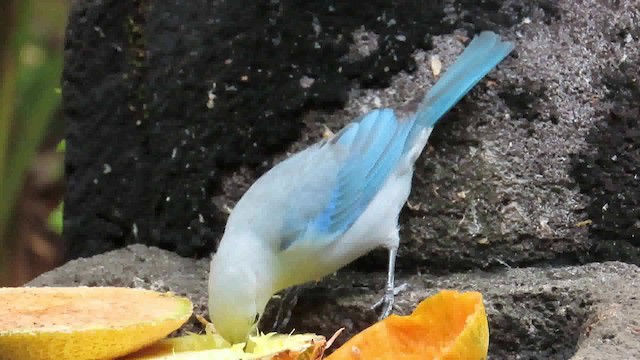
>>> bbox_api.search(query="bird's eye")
[252,313,260,324]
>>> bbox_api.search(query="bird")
[208,30,514,344]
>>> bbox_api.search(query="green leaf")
[0,0,66,282]
[48,202,64,235]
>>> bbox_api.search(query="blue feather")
[415,31,514,128]
[280,31,513,250]
[404,31,513,154]
[311,109,414,236]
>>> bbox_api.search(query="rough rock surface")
[63,0,640,269]
[28,245,640,360]
[56,0,640,358]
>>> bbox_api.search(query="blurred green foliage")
[49,140,66,235]
[0,0,68,282]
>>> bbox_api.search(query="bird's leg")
[271,286,300,332]
[371,246,407,319]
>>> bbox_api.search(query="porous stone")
[62,0,640,271]
[28,245,640,359]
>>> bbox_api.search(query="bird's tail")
[415,31,514,129]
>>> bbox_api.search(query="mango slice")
[0,286,193,360]
[325,290,489,360]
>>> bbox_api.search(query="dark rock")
[318,0,640,272]
[571,43,640,252]
[63,0,640,271]
[62,0,453,259]
[28,245,640,359]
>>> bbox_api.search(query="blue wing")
[279,31,514,251]
[279,109,414,250]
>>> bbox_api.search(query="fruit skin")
[325,290,489,360]
[0,287,193,360]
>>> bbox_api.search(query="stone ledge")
[29,245,640,359]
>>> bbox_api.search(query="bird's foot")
[271,286,300,332]
[370,282,408,320]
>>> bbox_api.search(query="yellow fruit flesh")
[0,287,193,360]
[0,287,488,359]
[123,329,327,360]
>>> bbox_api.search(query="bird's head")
[208,251,265,344]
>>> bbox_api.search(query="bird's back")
[224,141,345,250]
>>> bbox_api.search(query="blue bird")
[208,31,514,344]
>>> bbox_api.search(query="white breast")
[325,125,433,265]
[323,167,413,262]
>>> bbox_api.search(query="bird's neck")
[217,230,279,311]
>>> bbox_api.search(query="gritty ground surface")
[29,245,640,360]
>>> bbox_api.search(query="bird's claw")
[271,286,300,332]
[370,283,408,320]
[371,291,395,320]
